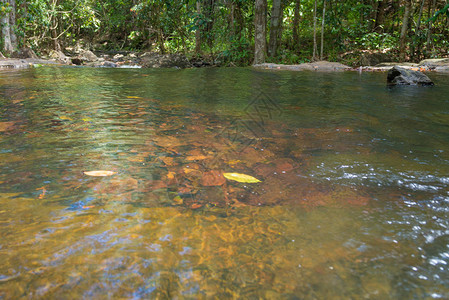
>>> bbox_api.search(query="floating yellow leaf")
[126,96,142,99]
[59,116,72,121]
[83,170,116,177]
[223,173,261,183]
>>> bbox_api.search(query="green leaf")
[223,173,261,183]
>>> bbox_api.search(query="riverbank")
[253,58,449,73]
[1,51,449,73]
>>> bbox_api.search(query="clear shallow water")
[0,67,448,298]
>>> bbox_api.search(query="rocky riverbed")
[1,48,449,72]
[0,48,213,70]
[253,58,449,73]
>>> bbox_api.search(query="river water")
[0,67,448,298]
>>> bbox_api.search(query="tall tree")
[320,0,326,60]
[9,0,16,49]
[374,0,387,32]
[254,0,267,64]
[411,0,426,59]
[426,0,437,56]
[399,0,412,61]
[50,0,61,51]
[292,0,301,49]
[195,1,201,54]
[268,0,282,57]
[312,0,317,60]
[1,0,14,53]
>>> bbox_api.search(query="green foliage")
[355,32,398,50]
[427,3,449,22]
[3,0,448,64]
[217,35,251,65]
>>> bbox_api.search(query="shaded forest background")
[1,0,449,65]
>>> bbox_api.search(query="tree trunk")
[268,0,282,57]
[234,2,244,39]
[426,0,437,56]
[292,0,301,49]
[9,0,17,49]
[254,0,267,64]
[413,0,426,60]
[399,0,412,62]
[195,1,201,54]
[202,0,215,50]
[320,0,326,60]
[1,0,13,53]
[374,0,387,32]
[229,1,235,36]
[51,18,60,51]
[416,0,425,29]
[312,0,317,61]
[50,0,61,51]
[369,0,378,31]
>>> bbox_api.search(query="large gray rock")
[253,61,349,71]
[418,58,449,69]
[78,49,98,62]
[387,66,434,86]
[49,50,71,63]
[360,52,393,66]
[140,53,191,68]
[0,58,58,69]
[11,47,38,59]
[434,65,449,72]
[375,62,418,67]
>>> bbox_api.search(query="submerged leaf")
[186,155,208,161]
[0,122,15,132]
[83,170,116,177]
[202,170,226,186]
[173,196,183,205]
[223,173,261,183]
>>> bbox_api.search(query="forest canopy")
[1,0,448,65]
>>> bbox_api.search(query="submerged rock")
[387,66,434,86]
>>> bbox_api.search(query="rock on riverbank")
[253,58,449,73]
[0,58,59,69]
[253,61,350,71]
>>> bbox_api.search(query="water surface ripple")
[0,67,448,298]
